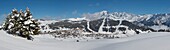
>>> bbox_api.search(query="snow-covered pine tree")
[2,8,19,34]
[2,7,40,40]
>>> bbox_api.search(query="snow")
[87,21,95,32]
[40,24,56,33]
[94,32,170,50]
[82,11,170,30]
[1,30,170,50]
[125,29,136,36]
[38,20,58,26]
[38,20,58,33]
[98,17,106,33]
[115,19,123,32]
[150,25,169,30]
[24,20,33,25]
[14,14,20,17]
[83,11,140,22]
[8,23,14,29]
[82,32,92,34]
[67,17,86,21]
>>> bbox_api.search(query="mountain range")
[39,11,170,36]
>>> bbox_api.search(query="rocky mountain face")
[82,11,170,30]
[138,13,170,26]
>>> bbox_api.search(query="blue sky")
[0,0,170,19]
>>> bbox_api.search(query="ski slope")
[1,30,170,50]
[87,21,95,32]
[115,19,122,32]
[98,17,106,33]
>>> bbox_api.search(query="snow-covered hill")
[1,30,170,50]
[94,32,170,50]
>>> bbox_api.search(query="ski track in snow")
[115,19,122,32]
[109,17,124,35]
[98,17,106,33]
[87,21,95,32]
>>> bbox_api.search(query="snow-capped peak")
[67,17,87,21]
[100,10,108,15]
[82,11,139,21]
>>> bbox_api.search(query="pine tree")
[2,7,40,40]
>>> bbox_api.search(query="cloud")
[88,3,100,7]
[82,12,100,20]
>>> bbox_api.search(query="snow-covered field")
[0,30,170,50]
